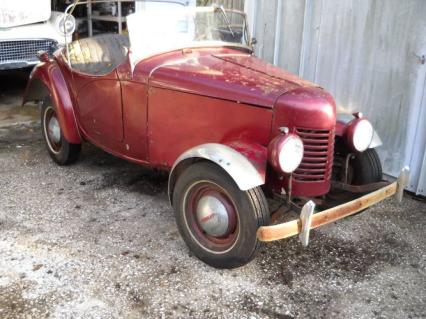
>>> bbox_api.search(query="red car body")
[25,46,340,197]
[23,18,407,268]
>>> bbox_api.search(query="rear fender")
[336,113,382,149]
[23,61,81,144]
[168,142,267,204]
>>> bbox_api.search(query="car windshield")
[127,6,250,61]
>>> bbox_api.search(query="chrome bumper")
[0,60,39,70]
[257,166,410,245]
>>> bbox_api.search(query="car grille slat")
[294,128,334,182]
[304,144,329,151]
[302,157,328,163]
[302,139,329,145]
[299,162,327,168]
[296,129,330,138]
[294,168,326,174]
[0,39,57,64]
[302,153,328,158]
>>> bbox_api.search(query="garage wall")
[197,0,244,9]
[245,0,426,195]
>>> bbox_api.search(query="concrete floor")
[0,69,39,127]
[0,70,425,319]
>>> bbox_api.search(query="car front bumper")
[0,60,39,70]
[0,18,69,71]
[257,166,410,245]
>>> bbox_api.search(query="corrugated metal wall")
[246,0,426,195]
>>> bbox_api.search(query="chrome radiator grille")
[293,128,334,182]
[0,39,57,64]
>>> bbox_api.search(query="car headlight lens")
[351,119,374,152]
[269,134,304,173]
[56,14,76,36]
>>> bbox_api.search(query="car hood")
[0,0,51,28]
[0,21,66,44]
[145,48,320,108]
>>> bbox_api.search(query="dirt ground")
[0,70,425,319]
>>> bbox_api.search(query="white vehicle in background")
[0,0,75,70]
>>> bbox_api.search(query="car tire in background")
[173,161,270,269]
[328,148,384,208]
[41,97,81,165]
[350,148,383,185]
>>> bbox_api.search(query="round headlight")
[268,134,304,173]
[351,119,374,152]
[56,14,76,36]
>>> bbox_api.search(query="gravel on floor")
[0,121,425,319]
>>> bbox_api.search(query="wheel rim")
[43,106,62,154]
[183,181,239,254]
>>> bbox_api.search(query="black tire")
[327,148,383,208]
[173,161,270,269]
[351,149,383,185]
[41,98,81,165]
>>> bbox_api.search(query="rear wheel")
[173,161,269,269]
[41,98,81,165]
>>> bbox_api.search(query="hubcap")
[43,106,62,154]
[196,195,229,237]
[184,181,239,254]
[48,116,61,143]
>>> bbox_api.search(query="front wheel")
[41,98,81,165]
[173,161,270,269]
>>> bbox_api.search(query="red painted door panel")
[120,81,149,161]
[76,79,124,147]
[147,87,272,168]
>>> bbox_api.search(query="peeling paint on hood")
[0,0,51,28]
[213,53,320,89]
[145,48,321,108]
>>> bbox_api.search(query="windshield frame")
[63,0,253,66]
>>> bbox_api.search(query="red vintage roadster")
[23,1,409,268]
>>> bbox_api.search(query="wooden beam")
[257,182,397,242]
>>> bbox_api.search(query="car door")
[115,60,149,162]
[72,70,124,151]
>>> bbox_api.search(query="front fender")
[336,113,382,148]
[23,61,81,144]
[168,143,266,204]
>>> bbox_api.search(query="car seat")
[66,33,130,75]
